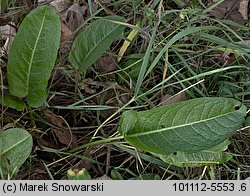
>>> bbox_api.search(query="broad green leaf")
[69,16,126,73]
[118,97,246,155]
[158,140,232,167]
[0,128,33,176]
[0,94,26,111]
[159,151,232,167]
[7,5,61,108]
[207,139,231,151]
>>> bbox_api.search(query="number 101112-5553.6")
[173,182,247,192]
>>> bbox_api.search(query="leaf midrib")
[26,7,47,95]
[1,135,31,154]
[78,20,122,69]
[125,109,241,138]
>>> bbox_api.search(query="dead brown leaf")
[60,21,73,54]
[15,164,49,180]
[239,0,249,20]
[62,3,87,32]
[95,54,118,73]
[50,0,72,13]
[0,23,16,55]
[43,109,77,149]
[60,21,72,43]
[159,91,186,106]
[209,0,246,24]
[35,134,61,149]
